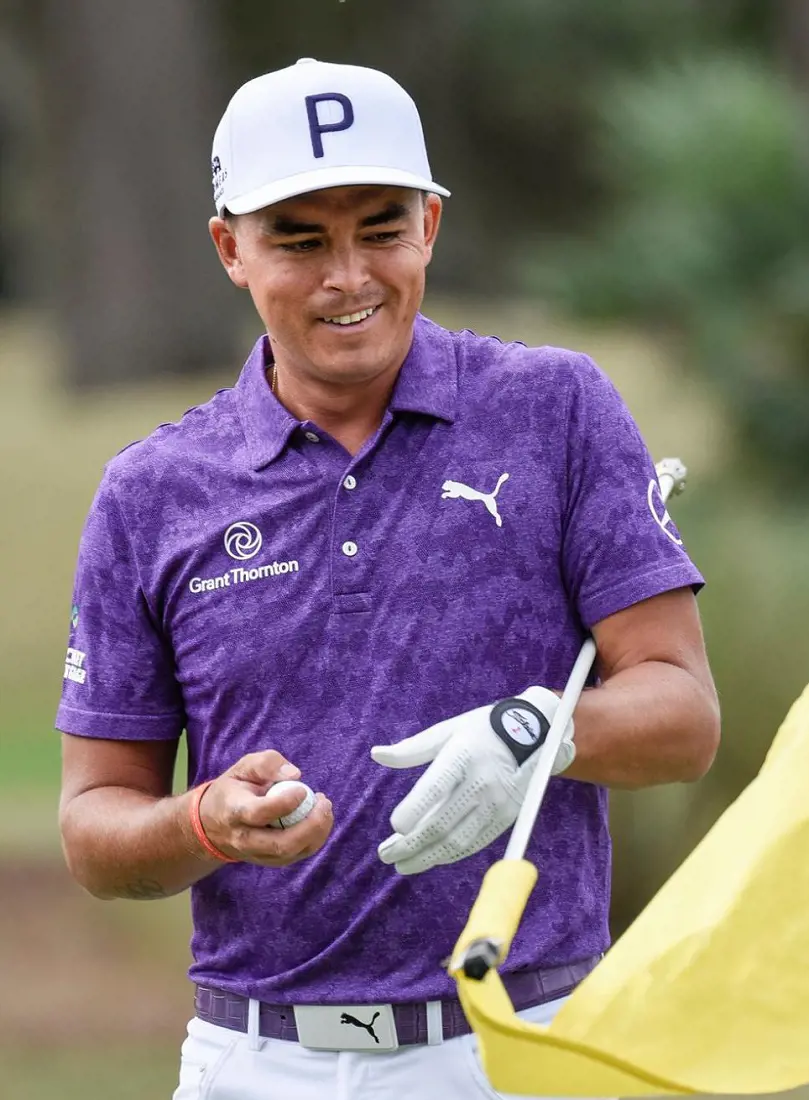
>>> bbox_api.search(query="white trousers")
[173,997,569,1100]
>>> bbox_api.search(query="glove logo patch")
[502,706,542,745]
[490,698,550,765]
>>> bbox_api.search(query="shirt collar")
[388,313,458,423]
[235,336,299,470]
[235,313,458,471]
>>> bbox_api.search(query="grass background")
[2,299,808,1097]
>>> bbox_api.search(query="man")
[57,59,719,1100]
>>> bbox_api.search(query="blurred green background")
[2,1,809,1097]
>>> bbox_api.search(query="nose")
[321,243,371,296]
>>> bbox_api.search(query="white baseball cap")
[211,58,450,215]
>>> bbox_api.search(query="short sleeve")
[561,355,704,630]
[55,474,185,740]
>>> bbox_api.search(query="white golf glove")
[371,686,574,875]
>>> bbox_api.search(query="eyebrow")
[266,201,411,237]
[360,202,410,228]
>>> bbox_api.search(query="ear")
[421,193,442,265]
[208,216,249,289]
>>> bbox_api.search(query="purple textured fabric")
[194,955,601,1044]
[56,313,703,1005]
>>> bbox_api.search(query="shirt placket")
[330,463,372,614]
[301,414,392,616]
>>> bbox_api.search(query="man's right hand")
[60,735,334,899]
[197,751,334,866]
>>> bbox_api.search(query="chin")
[315,335,390,365]
[320,363,385,385]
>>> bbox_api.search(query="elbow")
[681,689,721,783]
[60,835,117,901]
[59,803,118,901]
[61,858,115,901]
[79,879,119,902]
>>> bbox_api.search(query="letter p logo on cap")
[305,93,355,158]
[210,60,450,215]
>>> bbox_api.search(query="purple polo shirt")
[56,313,703,1005]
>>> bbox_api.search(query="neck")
[271,357,401,457]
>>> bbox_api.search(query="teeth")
[323,306,377,325]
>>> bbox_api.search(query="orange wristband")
[190,781,240,864]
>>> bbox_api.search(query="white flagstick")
[503,458,688,864]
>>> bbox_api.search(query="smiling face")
[209,185,442,389]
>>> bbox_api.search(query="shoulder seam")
[561,353,585,519]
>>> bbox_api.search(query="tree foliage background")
[230,0,809,489]
[2,0,806,487]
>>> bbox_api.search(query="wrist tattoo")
[122,878,167,900]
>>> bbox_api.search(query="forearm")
[564,660,720,789]
[60,786,217,900]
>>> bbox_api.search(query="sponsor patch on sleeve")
[63,647,87,685]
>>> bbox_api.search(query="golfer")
[57,59,720,1100]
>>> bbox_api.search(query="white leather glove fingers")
[376,734,515,868]
[378,724,471,839]
[371,707,488,859]
[371,712,463,772]
[386,804,508,875]
[372,686,573,875]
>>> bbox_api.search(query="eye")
[366,231,401,243]
[279,240,321,253]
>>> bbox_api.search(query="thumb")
[227,750,301,790]
[371,716,457,769]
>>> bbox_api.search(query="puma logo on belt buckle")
[293,1003,399,1052]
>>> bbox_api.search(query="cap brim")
[222,165,450,215]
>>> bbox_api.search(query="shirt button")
[304,431,320,443]
[341,541,358,558]
[343,475,357,491]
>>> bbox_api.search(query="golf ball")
[267,780,316,829]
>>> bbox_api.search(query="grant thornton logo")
[188,520,299,596]
[224,521,262,561]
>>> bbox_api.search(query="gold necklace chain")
[271,363,277,395]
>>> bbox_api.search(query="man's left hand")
[371,686,574,875]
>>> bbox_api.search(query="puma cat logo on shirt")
[441,473,510,527]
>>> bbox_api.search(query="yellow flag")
[452,683,809,1096]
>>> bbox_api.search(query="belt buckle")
[293,1003,399,1052]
